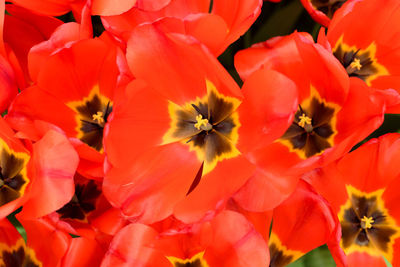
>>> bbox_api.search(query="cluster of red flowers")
[0,0,399,266]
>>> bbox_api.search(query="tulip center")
[67,86,113,152]
[298,113,313,132]
[333,37,389,86]
[163,80,241,175]
[92,111,105,126]
[347,58,362,73]
[361,216,374,229]
[56,179,101,221]
[339,186,399,261]
[279,88,339,159]
[310,0,347,19]
[0,239,41,267]
[194,114,212,131]
[0,140,30,206]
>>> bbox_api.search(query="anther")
[194,115,212,131]
[347,58,362,73]
[298,113,312,126]
[361,216,374,229]
[92,111,105,125]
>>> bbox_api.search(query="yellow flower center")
[194,115,212,131]
[361,216,374,229]
[350,58,362,71]
[92,111,104,124]
[298,113,312,128]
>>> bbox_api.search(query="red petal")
[18,217,71,267]
[205,210,269,267]
[18,130,78,218]
[233,168,299,212]
[92,0,137,16]
[104,143,201,224]
[62,237,105,267]
[126,23,242,106]
[101,223,170,267]
[237,68,297,153]
[174,155,255,223]
[271,180,342,263]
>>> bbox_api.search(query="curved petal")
[62,237,105,267]
[4,4,62,84]
[126,23,242,106]
[173,155,255,223]
[101,223,170,267]
[233,168,299,212]
[18,130,78,219]
[237,68,297,153]
[211,0,262,53]
[104,142,201,224]
[269,180,344,266]
[36,38,118,102]
[10,0,71,16]
[18,217,71,267]
[28,22,84,82]
[205,210,269,267]
[92,0,137,16]
[104,79,171,169]
[137,0,171,12]
[347,252,387,267]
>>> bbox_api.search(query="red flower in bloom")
[320,0,400,112]
[101,0,262,55]
[0,118,78,219]
[0,217,71,267]
[306,133,400,267]
[235,32,386,177]
[103,23,297,224]
[101,210,269,267]
[7,37,125,179]
[300,0,347,27]
[4,4,63,87]
[266,180,346,267]
[48,172,127,239]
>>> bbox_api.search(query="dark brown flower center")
[268,233,302,267]
[280,93,338,159]
[311,0,347,18]
[0,141,29,206]
[163,81,241,174]
[333,38,389,85]
[0,240,41,267]
[67,87,113,152]
[339,186,398,261]
[56,180,101,221]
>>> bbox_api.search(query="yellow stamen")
[350,58,362,71]
[194,115,212,131]
[361,216,374,229]
[298,113,312,128]
[92,111,104,124]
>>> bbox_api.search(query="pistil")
[92,111,105,126]
[298,113,313,133]
[346,58,362,74]
[361,216,374,229]
[194,115,212,131]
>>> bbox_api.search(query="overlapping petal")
[323,0,400,112]
[306,133,400,266]
[101,210,269,267]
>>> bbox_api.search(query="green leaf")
[288,245,335,267]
